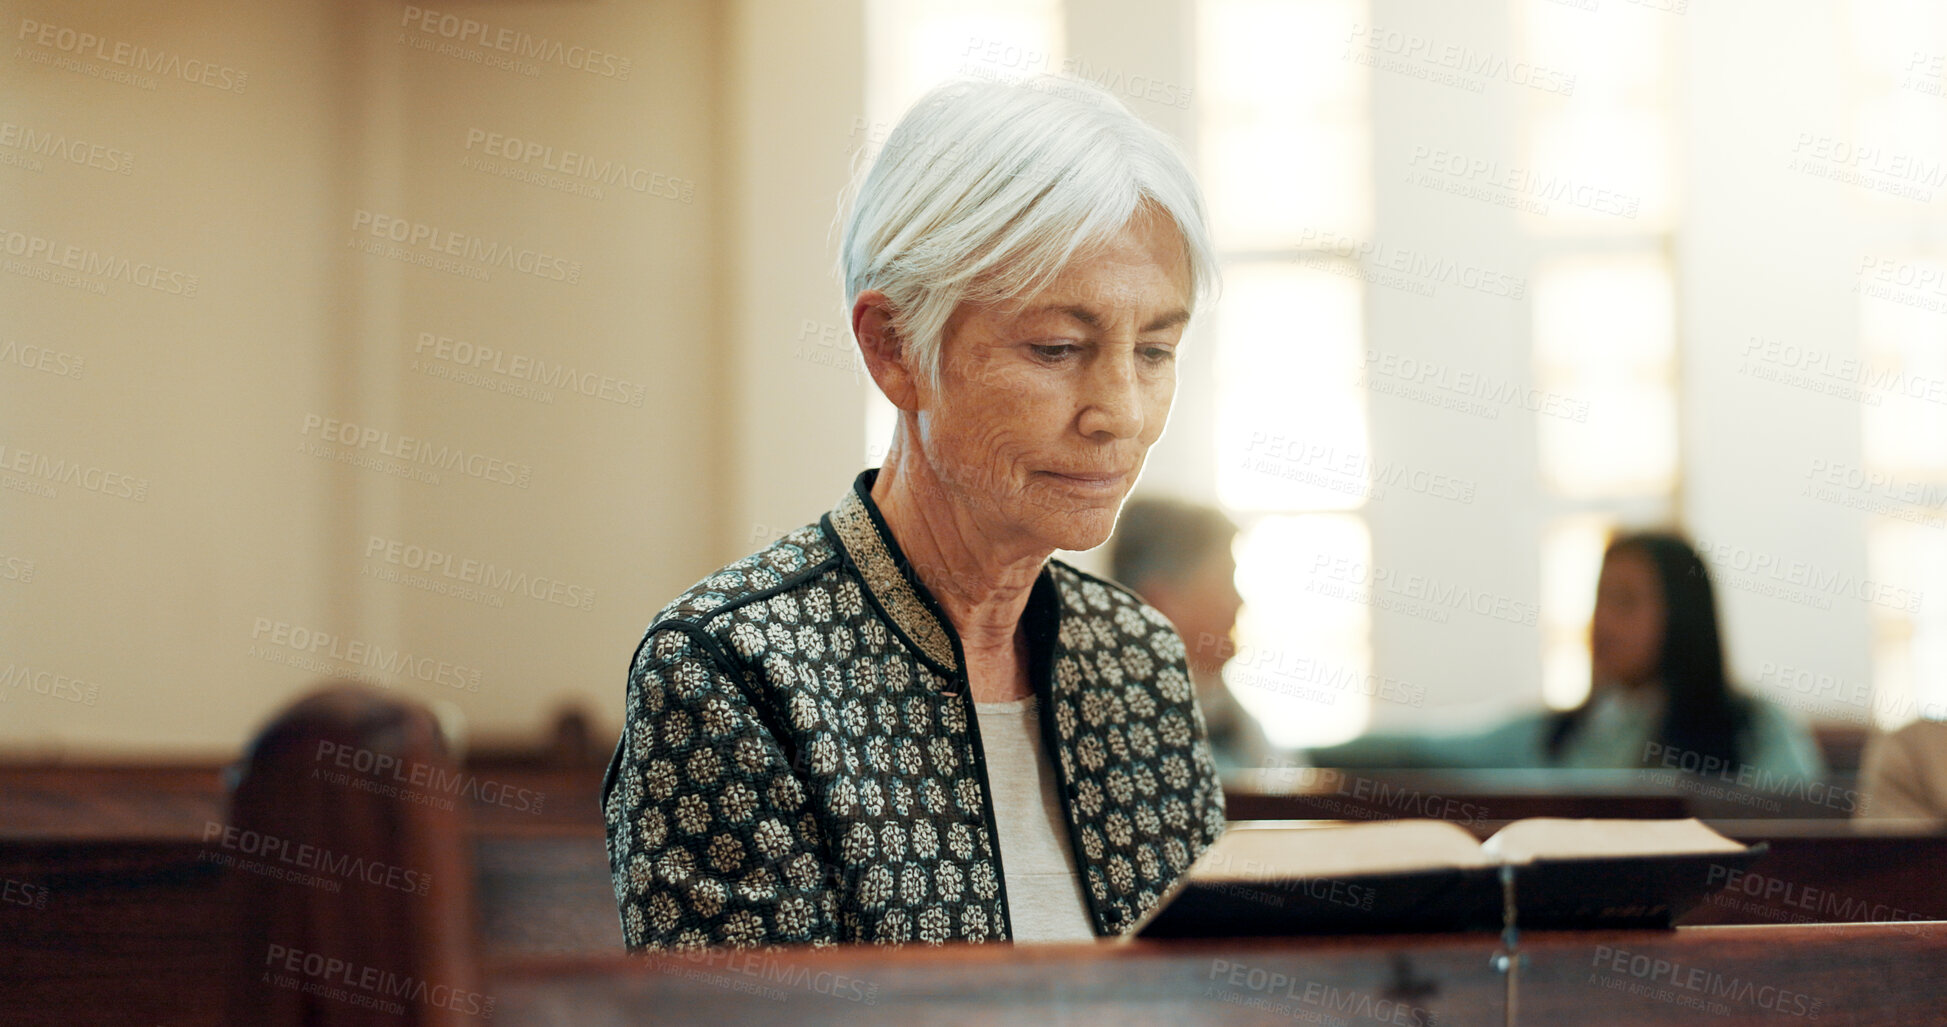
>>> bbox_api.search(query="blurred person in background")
[1858,719,1947,823]
[1110,498,1282,774]
[1310,531,1825,780]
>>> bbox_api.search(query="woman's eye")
[1142,346,1176,363]
[1031,344,1076,361]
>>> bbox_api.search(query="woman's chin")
[1042,510,1119,554]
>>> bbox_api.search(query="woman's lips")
[1041,470,1128,491]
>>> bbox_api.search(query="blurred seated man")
[1110,498,1280,774]
[1859,719,1947,823]
[1310,531,1825,780]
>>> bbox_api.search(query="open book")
[1129,818,1765,939]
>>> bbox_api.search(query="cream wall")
[0,0,790,757]
[4,0,351,755]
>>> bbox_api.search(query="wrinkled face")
[1591,547,1666,689]
[913,208,1193,553]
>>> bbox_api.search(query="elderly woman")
[602,78,1225,949]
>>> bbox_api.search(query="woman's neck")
[870,427,1050,660]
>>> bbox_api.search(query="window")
[1849,1,1947,728]
[1520,1,1680,710]
[1200,0,1375,748]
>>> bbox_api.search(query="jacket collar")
[823,469,965,676]
[821,467,1066,682]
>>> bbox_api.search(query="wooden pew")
[1682,820,1947,927]
[0,839,230,1027]
[8,823,1947,1023]
[1223,767,1862,823]
[1224,768,1693,823]
[2,762,1865,842]
[0,764,227,840]
[473,825,619,957]
[0,762,605,840]
[483,922,1947,1026]
[2,756,1941,1024]
[1813,724,1871,773]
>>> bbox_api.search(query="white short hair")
[840,77,1219,390]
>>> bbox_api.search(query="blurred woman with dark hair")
[1311,531,1825,778]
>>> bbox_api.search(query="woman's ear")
[853,290,921,411]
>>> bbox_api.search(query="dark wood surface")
[9,822,1947,1025]
[483,922,1947,1026]
[0,762,606,839]
[0,761,1934,1025]
[0,840,231,1027]
[1223,768,1861,822]
[1681,821,1947,926]
[0,763,1863,842]
[0,764,230,840]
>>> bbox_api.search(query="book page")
[1191,820,1492,883]
[1480,817,1746,864]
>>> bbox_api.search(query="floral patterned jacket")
[601,470,1227,948]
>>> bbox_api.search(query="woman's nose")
[1077,350,1144,439]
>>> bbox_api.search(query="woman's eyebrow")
[1143,309,1191,333]
[1020,304,1191,333]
